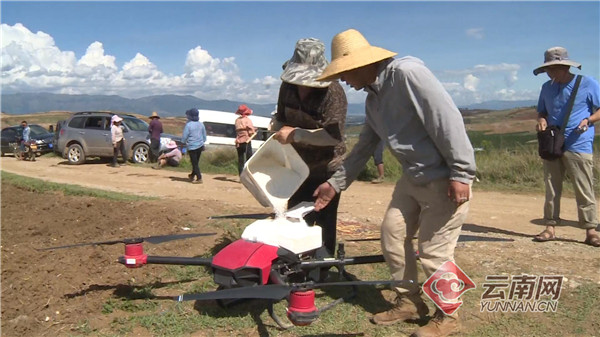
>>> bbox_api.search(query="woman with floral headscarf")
[272,38,347,258]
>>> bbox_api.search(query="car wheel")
[67,144,85,165]
[132,143,149,163]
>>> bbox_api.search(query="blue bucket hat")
[185,108,199,121]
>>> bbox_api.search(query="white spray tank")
[240,135,322,254]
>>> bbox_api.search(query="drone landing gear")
[268,272,358,329]
[267,301,294,330]
[269,243,360,330]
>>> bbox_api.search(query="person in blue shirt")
[533,46,600,247]
[20,120,33,159]
[182,108,206,184]
[21,121,31,143]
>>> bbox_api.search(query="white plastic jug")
[240,135,309,211]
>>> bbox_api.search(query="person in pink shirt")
[234,104,256,175]
[152,141,182,169]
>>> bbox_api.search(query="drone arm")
[118,255,213,267]
[298,254,385,270]
[145,256,213,266]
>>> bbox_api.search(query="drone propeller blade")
[36,239,126,250]
[177,284,292,302]
[176,279,416,302]
[143,232,217,244]
[38,232,216,251]
[345,234,514,243]
[312,279,414,289]
[208,213,273,220]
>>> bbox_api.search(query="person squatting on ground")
[148,111,163,163]
[110,115,127,167]
[272,38,347,257]
[532,46,600,247]
[371,140,385,184]
[234,104,256,175]
[182,108,206,184]
[152,140,182,169]
[313,29,476,337]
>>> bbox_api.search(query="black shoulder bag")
[537,75,582,160]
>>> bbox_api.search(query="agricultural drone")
[39,212,512,329]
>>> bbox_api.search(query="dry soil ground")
[1,155,599,337]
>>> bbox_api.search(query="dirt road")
[0,155,591,241]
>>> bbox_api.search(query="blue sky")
[1,1,599,107]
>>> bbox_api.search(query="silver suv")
[55,111,181,165]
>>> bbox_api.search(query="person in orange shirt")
[234,104,256,175]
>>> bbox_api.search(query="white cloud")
[463,74,480,91]
[121,53,161,80]
[466,28,484,40]
[0,23,538,108]
[0,23,280,104]
[1,23,76,84]
[77,42,116,69]
[436,62,534,106]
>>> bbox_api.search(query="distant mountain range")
[462,100,536,110]
[0,93,276,118]
[0,92,535,119]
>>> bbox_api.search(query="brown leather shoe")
[410,309,460,337]
[371,294,429,325]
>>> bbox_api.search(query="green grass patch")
[1,171,151,201]
[342,127,600,195]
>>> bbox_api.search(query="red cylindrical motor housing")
[287,289,319,326]
[123,243,147,268]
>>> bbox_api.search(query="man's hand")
[313,182,337,211]
[536,117,547,132]
[576,118,591,133]
[448,180,470,206]
[273,126,296,144]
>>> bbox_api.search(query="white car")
[197,109,272,151]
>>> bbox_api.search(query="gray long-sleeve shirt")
[328,57,476,192]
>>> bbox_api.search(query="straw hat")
[281,38,331,88]
[533,46,581,76]
[150,111,160,119]
[317,29,397,82]
[236,104,253,116]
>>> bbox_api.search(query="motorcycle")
[11,140,37,161]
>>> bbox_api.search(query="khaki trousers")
[543,151,598,229]
[381,176,470,295]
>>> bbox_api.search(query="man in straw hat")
[313,29,476,336]
[148,111,163,163]
[532,46,600,247]
[272,37,347,260]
